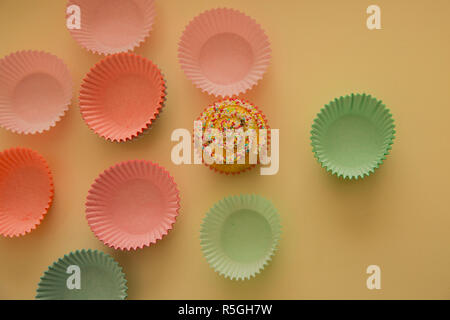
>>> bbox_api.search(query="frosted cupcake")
[195,99,269,174]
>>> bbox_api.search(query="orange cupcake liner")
[79,53,166,142]
[0,147,54,237]
[125,72,168,143]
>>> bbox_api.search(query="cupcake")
[200,194,281,280]
[311,93,396,179]
[36,249,127,300]
[195,99,270,174]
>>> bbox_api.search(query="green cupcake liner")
[200,194,281,281]
[311,93,396,179]
[36,249,127,300]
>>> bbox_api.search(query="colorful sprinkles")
[195,99,269,170]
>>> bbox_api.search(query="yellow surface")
[0,0,449,300]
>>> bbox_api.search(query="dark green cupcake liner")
[36,249,127,300]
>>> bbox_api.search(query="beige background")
[0,0,449,300]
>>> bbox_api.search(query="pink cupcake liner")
[86,160,180,250]
[66,0,156,55]
[0,51,73,134]
[79,53,166,142]
[178,8,271,98]
[0,148,54,237]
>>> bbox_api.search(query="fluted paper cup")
[0,147,54,237]
[200,194,281,280]
[86,160,180,250]
[0,51,72,134]
[79,53,166,142]
[66,0,156,55]
[311,93,396,179]
[179,8,271,98]
[36,249,127,300]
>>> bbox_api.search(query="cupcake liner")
[0,51,73,134]
[311,93,396,180]
[195,98,271,175]
[178,8,271,98]
[36,249,127,300]
[200,194,281,280]
[121,72,168,144]
[86,160,180,250]
[66,0,156,55]
[0,148,54,237]
[79,53,166,142]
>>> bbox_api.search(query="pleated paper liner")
[79,53,166,143]
[200,194,281,280]
[195,98,270,175]
[86,160,180,250]
[178,8,271,98]
[120,72,168,144]
[66,0,156,55]
[36,249,127,300]
[311,93,396,180]
[0,51,73,134]
[0,148,54,237]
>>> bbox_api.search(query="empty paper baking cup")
[0,51,73,134]
[86,160,180,250]
[200,194,281,280]
[311,93,396,179]
[0,148,54,237]
[36,249,127,300]
[79,53,166,142]
[178,8,271,97]
[66,0,156,55]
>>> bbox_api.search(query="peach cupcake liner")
[66,0,156,55]
[0,148,54,237]
[79,53,166,143]
[195,98,271,175]
[178,8,271,98]
[0,51,73,134]
[121,72,168,144]
[86,160,180,250]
